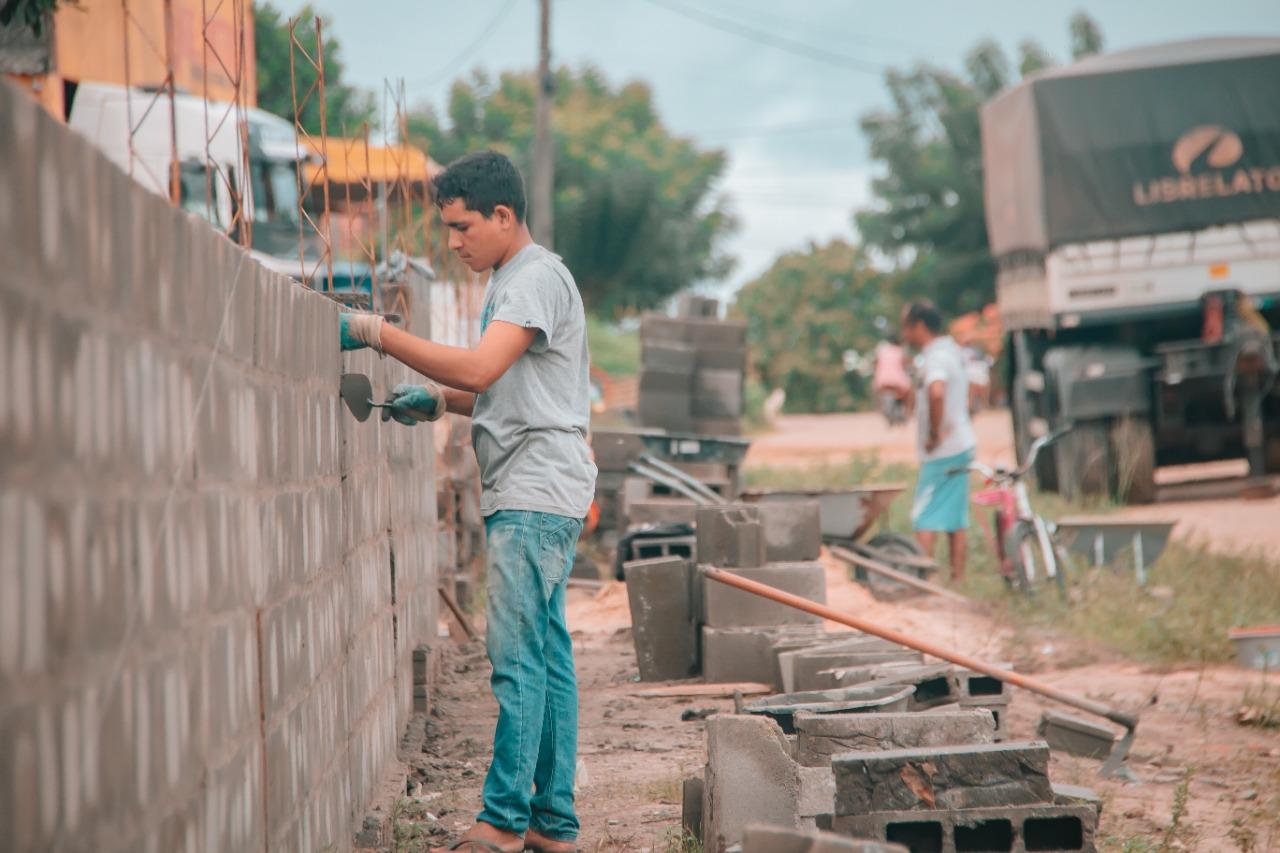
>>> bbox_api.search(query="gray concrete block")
[795,710,997,767]
[755,500,822,562]
[625,498,700,528]
[640,367,695,393]
[1037,710,1117,761]
[955,664,1012,700]
[703,714,800,853]
[959,694,1012,741]
[832,804,1097,853]
[701,625,827,685]
[696,347,748,371]
[692,368,744,418]
[692,417,743,437]
[743,684,915,734]
[624,556,698,681]
[637,389,693,431]
[640,313,690,344]
[696,505,767,568]
[864,663,961,711]
[701,562,827,628]
[1052,783,1102,813]
[833,741,1054,816]
[782,646,924,694]
[683,777,704,842]
[642,339,697,371]
[678,293,721,319]
[741,823,908,853]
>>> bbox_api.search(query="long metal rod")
[701,566,1139,731]
[637,453,722,503]
[830,545,969,604]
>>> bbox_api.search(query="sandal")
[445,839,524,853]
[524,832,579,853]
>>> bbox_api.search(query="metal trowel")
[339,372,392,422]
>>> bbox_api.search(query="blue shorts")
[912,448,974,533]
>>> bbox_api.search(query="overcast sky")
[273,0,1279,295]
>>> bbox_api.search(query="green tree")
[407,66,735,316]
[254,2,375,135]
[734,240,893,413]
[1069,12,1105,60]
[855,15,1103,317]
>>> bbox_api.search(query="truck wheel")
[1110,417,1157,504]
[1265,433,1280,475]
[1057,421,1111,502]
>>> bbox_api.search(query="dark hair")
[431,150,527,222]
[903,300,944,334]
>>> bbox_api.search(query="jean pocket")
[538,514,582,592]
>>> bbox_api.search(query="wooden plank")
[437,586,479,642]
[830,545,970,604]
[634,682,773,699]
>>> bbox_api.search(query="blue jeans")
[478,510,584,839]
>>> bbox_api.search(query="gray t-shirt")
[472,243,597,518]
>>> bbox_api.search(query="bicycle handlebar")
[947,425,1073,483]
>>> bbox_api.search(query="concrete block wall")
[0,80,440,852]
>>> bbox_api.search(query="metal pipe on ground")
[701,566,1139,778]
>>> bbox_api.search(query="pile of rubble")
[622,504,1103,853]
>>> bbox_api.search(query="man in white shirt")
[901,300,977,581]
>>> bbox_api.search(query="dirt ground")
[388,411,1280,852]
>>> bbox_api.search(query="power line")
[696,115,858,140]
[640,0,885,75]
[407,0,519,90]
[690,0,930,57]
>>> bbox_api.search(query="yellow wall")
[9,0,256,118]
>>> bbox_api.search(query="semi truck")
[980,37,1280,502]
[65,81,322,280]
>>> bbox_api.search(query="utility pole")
[531,0,554,247]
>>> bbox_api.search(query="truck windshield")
[266,162,301,226]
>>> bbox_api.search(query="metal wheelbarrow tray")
[740,484,907,541]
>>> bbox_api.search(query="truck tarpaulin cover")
[981,37,1280,258]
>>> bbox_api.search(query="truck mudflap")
[1042,346,1155,422]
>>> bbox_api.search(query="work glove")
[340,311,384,352]
[382,382,447,425]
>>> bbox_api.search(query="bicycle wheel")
[1005,520,1061,595]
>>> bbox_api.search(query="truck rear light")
[1209,263,1230,279]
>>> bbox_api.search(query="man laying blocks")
[340,150,596,853]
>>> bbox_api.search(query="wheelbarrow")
[1054,516,1177,586]
[740,484,937,594]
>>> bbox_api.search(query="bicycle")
[950,428,1072,594]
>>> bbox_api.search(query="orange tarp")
[306,138,441,185]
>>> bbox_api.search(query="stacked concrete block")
[755,500,823,562]
[0,81,440,853]
[833,741,1054,815]
[833,804,1097,852]
[702,562,827,628]
[697,504,768,568]
[637,298,748,435]
[795,711,997,768]
[779,643,925,694]
[624,556,699,681]
[702,625,826,685]
[702,715,839,852]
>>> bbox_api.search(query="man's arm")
[379,321,538,395]
[925,379,946,451]
[444,388,476,416]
